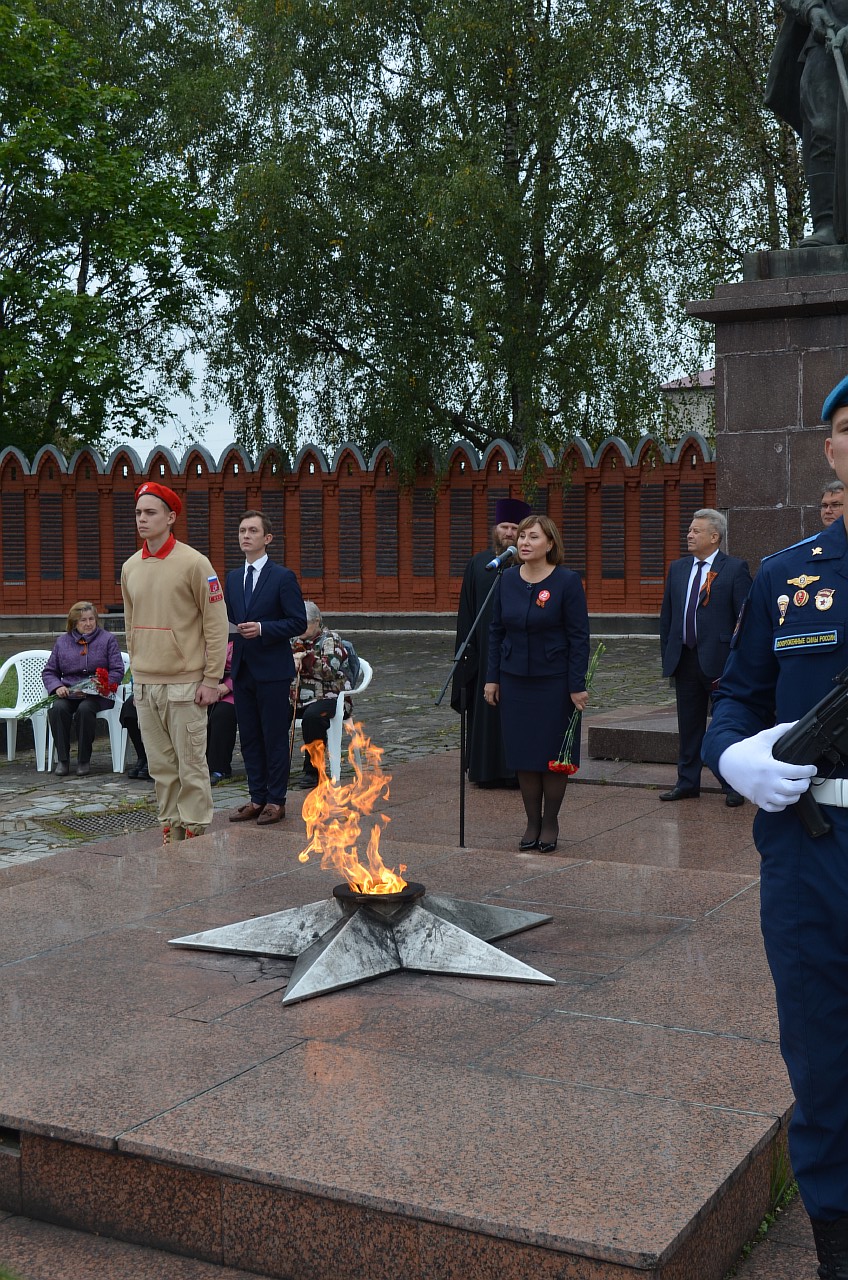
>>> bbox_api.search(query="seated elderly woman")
[290,601,353,789]
[42,601,124,776]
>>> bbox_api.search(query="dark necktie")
[244,564,255,612]
[684,561,706,649]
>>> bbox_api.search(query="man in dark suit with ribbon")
[659,508,752,805]
[224,510,307,825]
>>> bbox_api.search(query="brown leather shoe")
[229,801,265,823]
[256,802,285,825]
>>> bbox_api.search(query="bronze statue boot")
[812,1214,848,1279]
[801,172,837,247]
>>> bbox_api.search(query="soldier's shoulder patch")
[730,596,750,650]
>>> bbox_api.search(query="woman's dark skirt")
[499,672,580,772]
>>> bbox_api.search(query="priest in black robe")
[451,497,531,786]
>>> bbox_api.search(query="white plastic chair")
[0,649,53,771]
[47,650,130,773]
[326,658,373,783]
[293,658,374,784]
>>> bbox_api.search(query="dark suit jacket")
[660,551,752,681]
[224,560,307,683]
[487,564,590,690]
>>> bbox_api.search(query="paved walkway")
[0,631,674,867]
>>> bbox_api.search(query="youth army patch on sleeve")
[208,575,223,603]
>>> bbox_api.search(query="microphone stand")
[435,560,510,848]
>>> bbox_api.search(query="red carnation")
[547,643,606,776]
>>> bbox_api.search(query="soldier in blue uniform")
[703,374,848,1280]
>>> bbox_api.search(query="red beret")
[135,481,182,516]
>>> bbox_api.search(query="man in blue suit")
[659,508,752,805]
[225,510,307,825]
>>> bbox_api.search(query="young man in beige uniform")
[121,482,229,843]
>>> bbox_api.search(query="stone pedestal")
[688,248,848,571]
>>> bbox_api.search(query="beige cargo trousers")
[135,681,212,841]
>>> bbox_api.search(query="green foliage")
[666,0,805,256]
[0,0,806,467]
[0,0,218,456]
[210,0,803,473]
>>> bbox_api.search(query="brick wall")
[0,435,716,615]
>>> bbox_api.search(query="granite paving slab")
[478,1010,790,1114]
[565,912,782,1042]
[723,1195,818,1278]
[0,1214,278,1280]
[488,859,759,919]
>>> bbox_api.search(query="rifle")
[289,670,301,762]
[828,27,848,113]
[773,666,848,837]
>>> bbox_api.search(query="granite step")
[587,704,680,766]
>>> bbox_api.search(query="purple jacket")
[42,627,124,710]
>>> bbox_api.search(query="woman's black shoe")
[519,837,540,851]
[538,840,558,854]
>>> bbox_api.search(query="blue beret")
[822,375,848,423]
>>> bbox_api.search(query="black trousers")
[299,697,339,776]
[673,647,727,792]
[206,701,237,776]
[119,695,146,764]
[233,671,292,805]
[48,697,98,765]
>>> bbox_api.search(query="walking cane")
[289,670,301,763]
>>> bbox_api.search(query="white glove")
[718,723,817,813]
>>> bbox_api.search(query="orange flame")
[298,723,407,895]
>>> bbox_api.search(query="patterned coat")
[290,628,352,714]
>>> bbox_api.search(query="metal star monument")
[170,881,556,1005]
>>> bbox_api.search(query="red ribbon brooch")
[535,589,551,609]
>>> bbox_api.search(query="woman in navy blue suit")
[484,515,590,853]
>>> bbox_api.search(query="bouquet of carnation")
[25,667,120,717]
[548,642,606,774]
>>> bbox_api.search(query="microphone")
[485,546,518,571]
